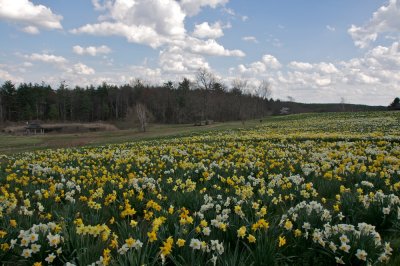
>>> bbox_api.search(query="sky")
[0,0,399,105]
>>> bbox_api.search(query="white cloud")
[317,62,338,74]
[22,62,33,67]
[71,22,167,48]
[189,38,245,57]
[288,61,313,71]
[339,42,400,87]
[238,62,266,76]
[326,25,335,32]
[262,55,281,69]
[0,68,22,82]
[128,66,162,81]
[179,0,229,16]
[193,22,224,39]
[315,77,331,87]
[355,72,380,84]
[91,0,112,11]
[159,46,210,74]
[242,36,258,43]
[73,45,112,56]
[71,21,169,49]
[72,63,95,75]
[25,53,68,64]
[222,7,235,16]
[222,6,248,22]
[72,0,186,48]
[287,61,338,74]
[348,0,400,48]
[0,0,62,33]
[22,26,39,34]
[367,42,400,66]
[230,41,400,104]
[348,25,378,49]
[72,0,243,62]
[236,54,281,77]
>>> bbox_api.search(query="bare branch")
[196,68,216,91]
[231,78,248,92]
[257,80,271,99]
[136,103,147,132]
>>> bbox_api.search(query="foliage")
[0,80,384,125]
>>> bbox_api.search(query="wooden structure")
[25,122,44,135]
[194,120,214,126]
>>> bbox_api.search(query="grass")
[0,119,264,155]
[2,111,399,155]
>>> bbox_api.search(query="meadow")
[0,111,400,265]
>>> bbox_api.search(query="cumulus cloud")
[348,0,400,48]
[72,21,169,49]
[262,55,281,69]
[91,0,112,11]
[179,0,229,16]
[72,0,243,59]
[317,62,338,74]
[0,0,62,33]
[315,77,331,87]
[193,22,224,39]
[71,0,185,48]
[230,41,400,104]
[0,68,22,82]
[25,53,68,65]
[237,62,266,76]
[189,38,245,57]
[236,54,281,77]
[367,42,400,67]
[127,66,162,81]
[73,45,112,56]
[71,63,95,75]
[288,61,313,71]
[348,25,378,49]
[22,26,39,34]
[287,61,338,74]
[159,46,210,74]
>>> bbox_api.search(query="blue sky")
[0,0,399,105]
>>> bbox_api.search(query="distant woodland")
[0,69,385,125]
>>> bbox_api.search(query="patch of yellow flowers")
[0,111,400,265]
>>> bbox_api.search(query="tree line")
[1,68,387,126]
[0,69,275,124]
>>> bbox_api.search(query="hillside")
[1,111,399,265]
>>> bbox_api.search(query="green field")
[0,120,265,155]
[1,111,400,265]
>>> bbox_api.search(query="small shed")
[25,122,44,135]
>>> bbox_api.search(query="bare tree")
[136,103,147,132]
[196,68,216,121]
[340,97,346,111]
[231,79,249,123]
[231,78,248,93]
[257,80,272,99]
[287,96,295,102]
[253,80,272,121]
[196,68,216,91]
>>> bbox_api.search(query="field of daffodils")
[1,112,400,265]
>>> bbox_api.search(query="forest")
[0,70,385,125]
